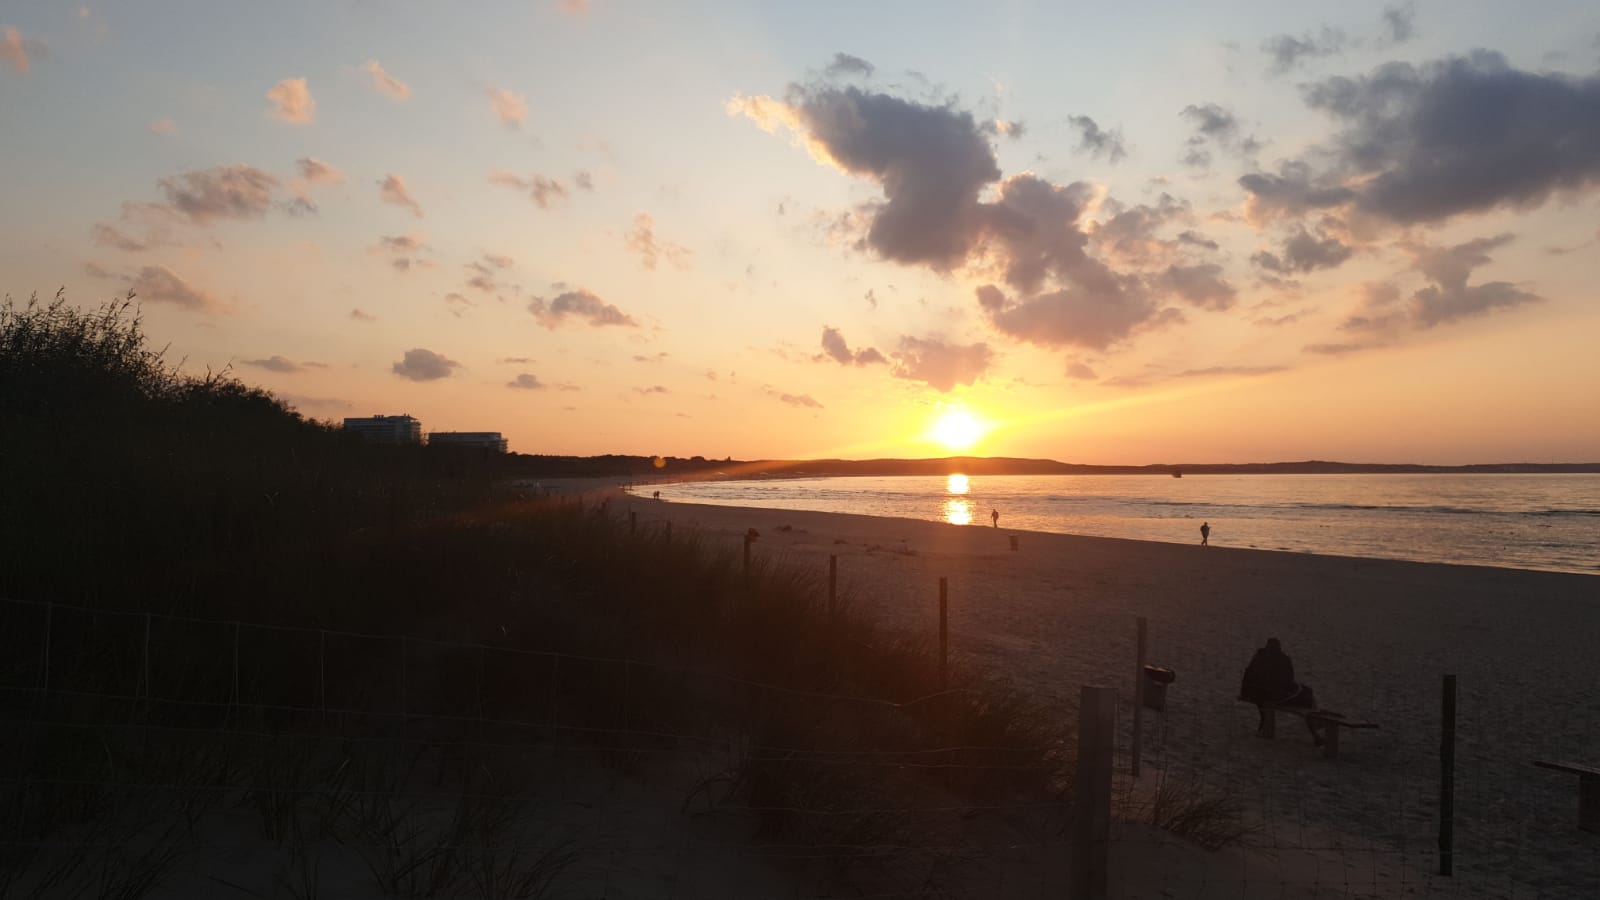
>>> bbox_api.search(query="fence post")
[938,577,948,693]
[1072,686,1116,900]
[1440,673,1456,876]
[828,555,837,619]
[1132,616,1147,778]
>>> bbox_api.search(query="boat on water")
[1172,468,1183,478]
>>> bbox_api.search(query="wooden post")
[827,555,837,618]
[1440,673,1456,876]
[1132,616,1147,778]
[1072,686,1116,900]
[938,577,948,692]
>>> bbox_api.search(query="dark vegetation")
[1,292,1082,897]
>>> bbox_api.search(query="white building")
[343,414,423,444]
[428,431,508,453]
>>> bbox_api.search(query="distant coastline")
[508,453,1600,481]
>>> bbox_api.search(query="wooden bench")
[1249,703,1378,759]
[1533,760,1600,832]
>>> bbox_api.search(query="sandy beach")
[611,486,1600,898]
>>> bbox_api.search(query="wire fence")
[3,591,1597,899]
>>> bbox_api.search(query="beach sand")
[611,487,1600,898]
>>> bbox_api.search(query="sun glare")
[929,409,986,451]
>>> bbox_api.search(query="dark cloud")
[1237,161,1356,225]
[91,223,147,252]
[1380,3,1417,45]
[158,165,280,223]
[350,308,377,322]
[819,326,886,366]
[976,281,1158,352]
[1262,27,1349,75]
[1305,341,1370,355]
[507,373,545,390]
[1176,230,1219,251]
[391,348,459,381]
[242,355,304,373]
[634,385,669,396]
[1067,115,1127,163]
[824,53,874,78]
[1410,234,1540,327]
[1299,51,1600,224]
[129,266,223,312]
[373,233,428,272]
[1179,103,1260,167]
[772,390,824,408]
[573,171,594,191]
[1065,361,1097,380]
[891,336,994,392]
[528,288,638,328]
[489,171,569,208]
[1159,264,1237,310]
[1251,228,1354,274]
[624,213,692,270]
[1094,193,1190,265]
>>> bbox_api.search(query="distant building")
[343,414,423,444]
[429,431,508,453]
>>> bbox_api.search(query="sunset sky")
[4,1,1598,464]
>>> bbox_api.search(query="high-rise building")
[342,414,423,444]
[428,431,508,453]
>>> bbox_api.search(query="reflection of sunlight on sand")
[946,473,969,494]
[944,497,972,525]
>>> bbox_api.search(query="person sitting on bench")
[1239,638,1325,746]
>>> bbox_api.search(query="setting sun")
[929,409,987,451]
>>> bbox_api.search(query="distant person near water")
[991,509,999,528]
[1199,521,1210,545]
[1239,638,1325,745]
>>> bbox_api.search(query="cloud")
[632,352,668,363]
[734,75,1197,354]
[1,26,45,75]
[489,171,568,208]
[634,385,669,396]
[159,165,280,223]
[82,261,115,279]
[463,256,515,295]
[483,253,514,268]
[1294,51,1600,225]
[1237,161,1355,225]
[1175,365,1288,379]
[487,87,527,127]
[1379,3,1417,45]
[773,390,823,408]
[92,223,148,252]
[1067,115,1127,163]
[1251,228,1354,274]
[819,326,887,366]
[1176,230,1219,250]
[1159,264,1237,310]
[573,170,594,191]
[624,213,692,270]
[1262,27,1349,74]
[372,232,429,271]
[1180,103,1260,168]
[265,78,316,124]
[1305,341,1370,355]
[824,53,874,78]
[148,117,177,135]
[1065,361,1097,380]
[507,373,545,389]
[391,348,459,381]
[528,288,639,328]
[296,157,344,184]
[351,308,377,322]
[242,355,306,373]
[984,119,1027,140]
[891,336,994,392]
[1408,234,1540,327]
[363,60,411,101]
[129,265,223,312]
[379,174,423,217]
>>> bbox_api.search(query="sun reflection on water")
[947,473,969,494]
[944,498,973,525]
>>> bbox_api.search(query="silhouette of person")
[1200,521,1211,545]
[991,509,999,528]
[1239,638,1323,745]
[653,490,661,500]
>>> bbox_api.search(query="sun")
[928,408,987,452]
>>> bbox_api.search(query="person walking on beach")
[1239,638,1324,745]
[991,509,999,528]
[1200,521,1210,545]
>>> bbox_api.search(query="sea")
[649,473,1600,575]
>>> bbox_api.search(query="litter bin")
[1142,665,1176,711]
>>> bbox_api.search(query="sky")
[3,1,1599,465]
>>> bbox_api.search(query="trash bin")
[1142,665,1176,711]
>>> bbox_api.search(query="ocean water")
[649,473,1600,575]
